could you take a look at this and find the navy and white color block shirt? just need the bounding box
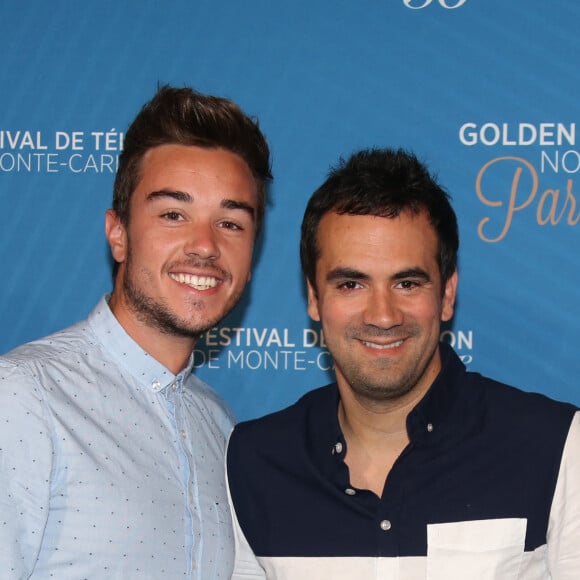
[227,343,580,579]
[0,296,235,579]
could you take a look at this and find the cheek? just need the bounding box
[127,237,157,263]
[130,229,183,259]
[394,297,442,329]
[124,237,173,278]
[415,298,447,325]
[318,301,352,331]
[227,240,254,273]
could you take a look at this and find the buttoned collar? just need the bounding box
[405,342,470,443]
[311,342,472,473]
[87,295,195,393]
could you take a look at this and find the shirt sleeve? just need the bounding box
[225,434,267,580]
[547,410,580,579]
[0,361,53,578]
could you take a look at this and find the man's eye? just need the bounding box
[219,220,242,230]
[161,211,183,221]
[397,280,420,290]
[338,280,361,290]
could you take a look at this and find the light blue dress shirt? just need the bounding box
[0,296,235,579]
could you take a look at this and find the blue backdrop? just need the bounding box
[1,0,578,421]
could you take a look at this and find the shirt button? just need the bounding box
[180,429,187,439]
[171,383,178,391]
[334,442,343,454]
[345,488,356,496]
[152,380,161,391]
[427,423,434,432]
[380,519,392,531]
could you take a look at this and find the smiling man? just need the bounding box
[226,148,580,579]
[0,86,271,579]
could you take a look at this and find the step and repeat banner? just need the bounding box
[1,1,578,420]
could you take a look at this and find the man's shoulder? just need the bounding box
[0,319,94,379]
[442,344,577,422]
[459,370,578,448]
[230,384,335,445]
[0,320,96,429]
[472,372,577,421]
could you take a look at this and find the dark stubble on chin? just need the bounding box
[340,323,433,403]
[124,272,204,338]
[122,266,241,340]
[346,361,423,403]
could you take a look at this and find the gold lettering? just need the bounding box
[538,189,561,225]
[565,179,580,225]
[476,157,538,242]
[535,180,579,226]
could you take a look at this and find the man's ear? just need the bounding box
[306,279,321,322]
[441,270,458,323]
[105,209,127,264]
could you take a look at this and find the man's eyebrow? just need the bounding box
[393,268,432,282]
[221,199,256,221]
[326,267,369,283]
[325,267,432,284]
[146,190,192,203]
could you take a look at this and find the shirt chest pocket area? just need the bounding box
[426,518,527,580]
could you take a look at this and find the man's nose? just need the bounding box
[183,222,220,260]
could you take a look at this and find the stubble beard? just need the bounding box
[122,255,242,340]
[335,323,436,404]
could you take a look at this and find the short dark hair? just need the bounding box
[300,148,459,292]
[113,85,272,234]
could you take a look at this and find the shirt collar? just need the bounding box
[406,342,469,442]
[87,295,195,393]
[304,384,348,482]
[312,342,469,465]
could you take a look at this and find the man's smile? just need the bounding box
[361,339,405,350]
[169,272,220,290]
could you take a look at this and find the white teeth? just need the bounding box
[362,340,404,350]
[169,273,219,290]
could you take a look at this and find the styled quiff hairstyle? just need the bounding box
[300,147,459,293]
[112,85,272,234]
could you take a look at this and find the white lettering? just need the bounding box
[440,330,473,350]
[540,150,580,174]
[459,122,576,147]
[403,0,467,8]
[0,152,59,172]
[55,131,84,150]
[68,153,118,173]
[0,130,48,150]
[226,350,309,371]
[92,129,124,151]
[192,349,221,369]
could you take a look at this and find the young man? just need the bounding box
[227,148,580,579]
[0,86,271,578]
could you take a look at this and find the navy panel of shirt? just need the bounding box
[227,343,577,559]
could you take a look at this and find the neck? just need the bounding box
[338,396,411,451]
[337,386,428,497]
[338,378,429,440]
[108,293,197,375]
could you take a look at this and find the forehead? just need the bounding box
[316,210,440,271]
[134,144,257,201]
